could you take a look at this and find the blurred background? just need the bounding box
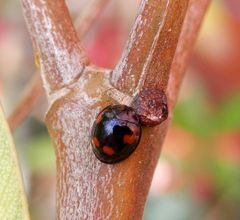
[1,0,240,219]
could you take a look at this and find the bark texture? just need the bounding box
[21,0,210,219]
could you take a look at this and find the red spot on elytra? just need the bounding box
[92,137,100,148]
[123,134,135,145]
[103,146,115,156]
[96,114,102,124]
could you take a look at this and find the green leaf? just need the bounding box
[0,105,29,220]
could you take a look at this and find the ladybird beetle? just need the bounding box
[91,105,141,164]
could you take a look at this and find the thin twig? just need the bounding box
[74,0,110,40]
[167,0,210,110]
[9,0,111,131]
[8,73,43,131]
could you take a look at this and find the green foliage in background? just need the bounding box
[215,95,240,132]
[26,134,55,174]
[173,91,240,137]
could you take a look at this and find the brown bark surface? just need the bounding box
[21,0,209,219]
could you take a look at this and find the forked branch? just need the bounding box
[20,0,209,219]
[9,0,111,130]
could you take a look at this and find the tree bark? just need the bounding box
[21,0,87,96]
[21,0,209,219]
[9,0,111,131]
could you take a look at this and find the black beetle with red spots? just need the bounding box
[91,105,141,164]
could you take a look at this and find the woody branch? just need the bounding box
[20,0,209,219]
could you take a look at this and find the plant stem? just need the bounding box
[111,1,188,95]
[21,0,209,219]
[10,0,111,130]
[21,0,87,95]
[167,0,210,110]
[75,0,111,40]
[8,73,43,131]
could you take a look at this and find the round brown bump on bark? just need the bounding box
[132,88,168,127]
